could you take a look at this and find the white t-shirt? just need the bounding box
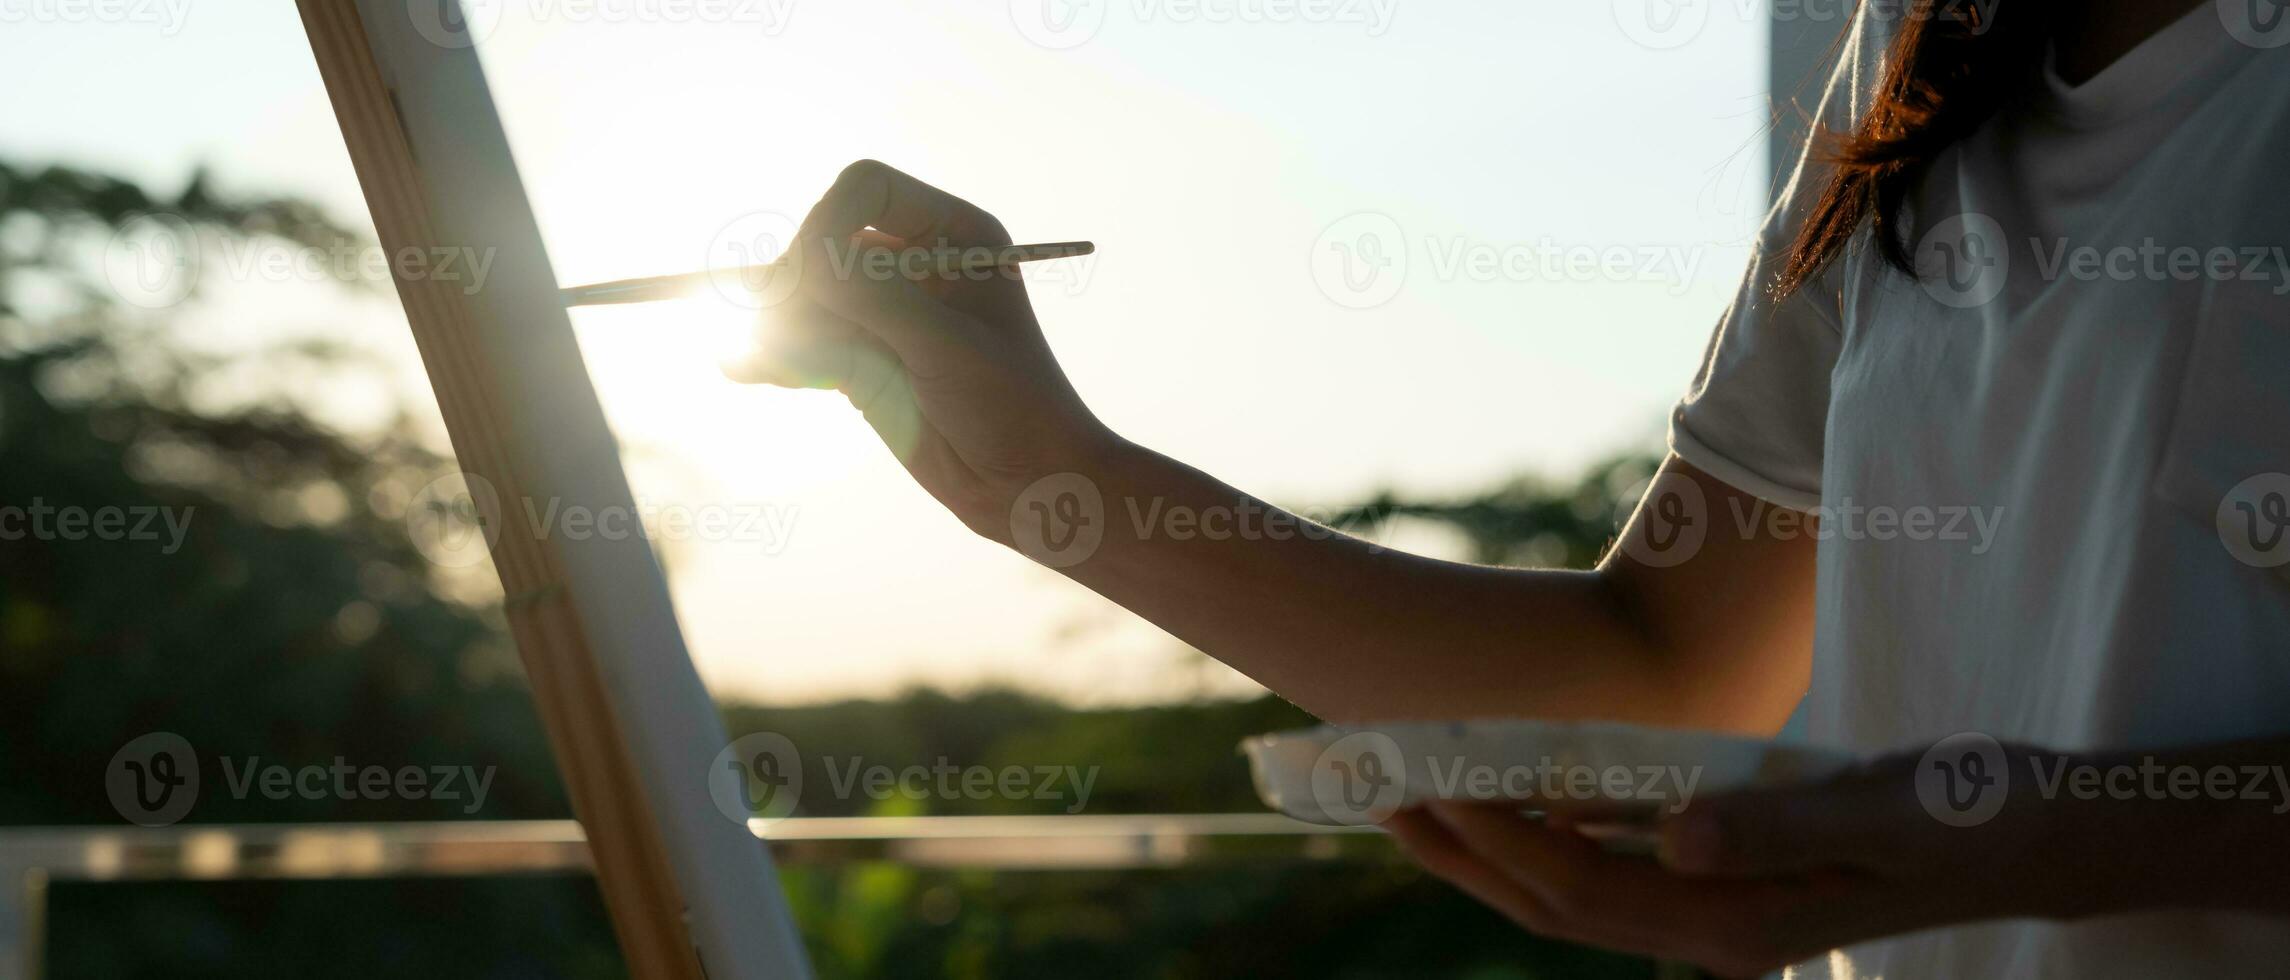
[1669,6,2290,977]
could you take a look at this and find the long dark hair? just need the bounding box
[1772,1,2053,298]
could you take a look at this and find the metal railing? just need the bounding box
[0,814,1385,980]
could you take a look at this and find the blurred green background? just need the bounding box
[0,161,1662,979]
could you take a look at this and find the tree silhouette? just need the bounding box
[1,158,1651,979]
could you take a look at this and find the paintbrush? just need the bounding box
[560,241,1095,307]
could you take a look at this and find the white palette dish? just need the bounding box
[1242,719,1861,826]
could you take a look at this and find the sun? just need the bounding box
[565,290,881,499]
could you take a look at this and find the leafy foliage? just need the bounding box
[1,159,1654,978]
[1,160,609,978]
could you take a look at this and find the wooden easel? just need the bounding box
[294,3,811,977]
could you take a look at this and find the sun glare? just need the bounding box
[566,290,879,498]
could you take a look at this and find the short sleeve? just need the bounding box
[1667,12,1885,512]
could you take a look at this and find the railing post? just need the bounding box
[0,865,43,980]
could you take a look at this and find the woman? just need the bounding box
[730,1,2290,975]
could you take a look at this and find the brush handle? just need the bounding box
[561,240,1094,307]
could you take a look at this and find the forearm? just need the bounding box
[999,439,1789,729]
[751,164,1818,730]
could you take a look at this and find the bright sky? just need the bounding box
[1,2,1777,706]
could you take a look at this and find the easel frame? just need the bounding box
[294,3,811,977]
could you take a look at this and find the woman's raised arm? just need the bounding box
[730,160,1817,731]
